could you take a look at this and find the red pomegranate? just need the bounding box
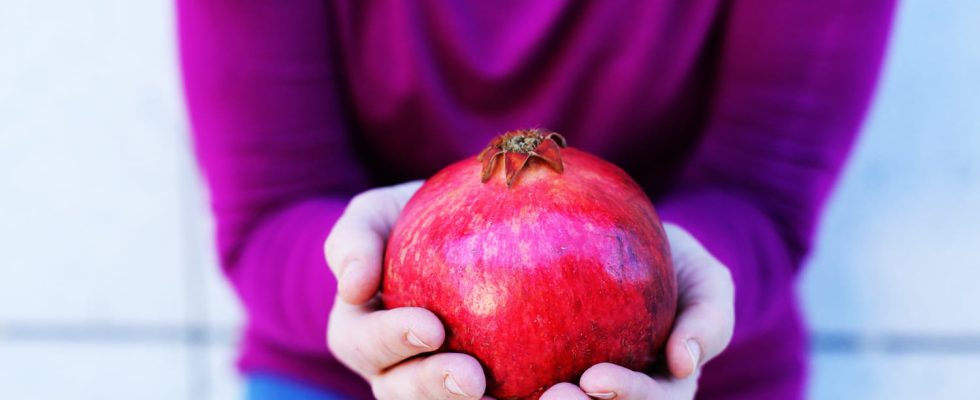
[382,129,677,399]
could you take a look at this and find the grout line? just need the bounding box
[811,332,980,354]
[0,323,237,345]
[3,324,980,356]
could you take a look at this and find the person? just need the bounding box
[177,1,895,399]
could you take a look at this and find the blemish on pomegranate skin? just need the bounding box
[517,241,532,266]
[509,220,522,235]
[484,240,499,259]
[465,282,502,316]
[397,248,408,265]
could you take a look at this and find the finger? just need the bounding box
[662,223,735,378]
[539,382,591,400]
[327,305,445,376]
[579,362,699,400]
[325,214,385,305]
[325,181,423,304]
[371,353,486,400]
[579,363,663,400]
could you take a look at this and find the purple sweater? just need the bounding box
[177,1,894,399]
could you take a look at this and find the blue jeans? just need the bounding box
[247,373,350,400]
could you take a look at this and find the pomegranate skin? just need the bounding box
[382,147,677,400]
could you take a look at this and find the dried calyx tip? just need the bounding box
[479,129,567,187]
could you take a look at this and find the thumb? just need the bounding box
[661,223,735,378]
[324,181,423,304]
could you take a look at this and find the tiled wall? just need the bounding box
[800,1,980,397]
[1,1,977,399]
[0,2,243,399]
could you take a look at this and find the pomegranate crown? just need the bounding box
[478,128,567,187]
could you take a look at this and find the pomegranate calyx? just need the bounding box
[479,129,567,187]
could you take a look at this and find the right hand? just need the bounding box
[324,181,493,400]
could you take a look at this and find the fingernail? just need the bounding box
[406,329,432,350]
[444,372,467,396]
[585,392,617,399]
[686,339,702,369]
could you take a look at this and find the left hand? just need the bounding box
[540,222,735,400]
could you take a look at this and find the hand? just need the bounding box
[324,181,493,400]
[540,223,736,400]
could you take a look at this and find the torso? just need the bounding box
[328,0,725,194]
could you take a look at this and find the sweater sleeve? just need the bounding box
[657,0,895,340]
[177,0,368,354]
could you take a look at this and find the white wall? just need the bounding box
[0,1,977,399]
[801,1,980,397]
[0,2,242,399]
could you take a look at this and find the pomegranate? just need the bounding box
[382,129,677,399]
